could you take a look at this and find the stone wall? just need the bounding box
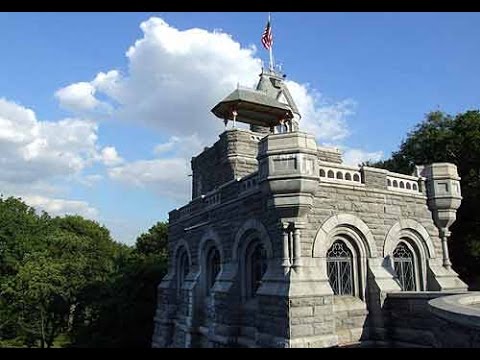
[191,129,260,198]
[317,146,343,164]
[383,292,480,347]
[307,182,441,260]
[153,129,467,348]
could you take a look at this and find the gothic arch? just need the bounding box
[173,238,192,266]
[232,218,273,261]
[198,227,225,265]
[312,214,378,259]
[383,219,436,259]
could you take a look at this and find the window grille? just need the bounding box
[177,249,190,293]
[393,243,416,291]
[207,248,221,295]
[327,241,353,296]
[250,243,267,296]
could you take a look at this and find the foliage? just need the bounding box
[0,197,169,347]
[372,110,480,289]
[135,221,168,256]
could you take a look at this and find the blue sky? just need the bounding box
[0,12,479,245]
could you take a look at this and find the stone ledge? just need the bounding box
[428,292,480,329]
[386,291,463,300]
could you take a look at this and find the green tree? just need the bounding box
[373,110,480,289]
[135,221,168,256]
[69,221,168,348]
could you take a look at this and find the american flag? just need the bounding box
[261,20,273,50]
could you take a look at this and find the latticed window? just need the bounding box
[249,243,267,297]
[393,243,416,291]
[207,247,221,295]
[327,240,353,296]
[177,249,190,293]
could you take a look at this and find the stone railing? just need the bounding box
[170,172,260,222]
[386,172,422,193]
[319,162,363,185]
[239,173,259,193]
[204,190,221,207]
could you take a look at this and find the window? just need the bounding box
[177,248,190,294]
[327,240,353,296]
[206,247,221,295]
[393,242,416,291]
[245,241,267,299]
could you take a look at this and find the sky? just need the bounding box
[0,12,479,245]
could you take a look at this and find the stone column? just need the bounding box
[282,222,291,273]
[293,225,302,268]
[440,228,452,269]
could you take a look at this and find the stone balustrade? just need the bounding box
[319,162,363,184]
[170,172,260,221]
[240,173,259,193]
[386,172,422,193]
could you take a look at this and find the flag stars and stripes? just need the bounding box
[261,20,273,50]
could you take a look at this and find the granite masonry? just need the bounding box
[151,68,472,348]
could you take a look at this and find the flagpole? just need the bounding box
[268,12,274,71]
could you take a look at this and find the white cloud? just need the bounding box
[53,16,363,205]
[77,174,104,187]
[0,98,101,184]
[101,146,123,166]
[55,82,99,113]
[286,81,355,142]
[108,157,190,200]
[14,15,385,245]
[22,194,98,219]
[107,134,207,200]
[57,17,354,147]
[342,148,384,166]
[153,134,203,157]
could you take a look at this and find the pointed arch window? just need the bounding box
[327,240,353,296]
[177,248,190,294]
[393,242,416,291]
[206,247,221,295]
[245,241,267,299]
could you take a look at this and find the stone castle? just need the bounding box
[151,67,479,348]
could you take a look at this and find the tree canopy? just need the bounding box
[0,196,169,348]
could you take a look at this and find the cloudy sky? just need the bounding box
[1,12,479,244]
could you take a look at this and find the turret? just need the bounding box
[211,68,301,134]
[417,163,462,268]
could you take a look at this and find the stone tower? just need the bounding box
[151,67,467,348]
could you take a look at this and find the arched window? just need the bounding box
[336,171,343,180]
[345,173,352,181]
[177,247,190,294]
[327,240,353,296]
[320,169,326,177]
[393,242,416,291]
[245,241,267,299]
[327,170,335,178]
[206,247,221,295]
